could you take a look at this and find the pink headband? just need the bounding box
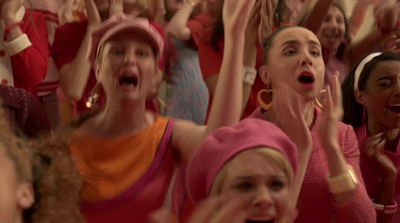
[186,118,298,204]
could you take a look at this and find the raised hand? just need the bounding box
[148,208,177,223]
[272,81,312,151]
[318,72,343,147]
[2,0,24,22]
[381,34,400,54]
[223,0,257,35]
[259,0,275,46]
[363,133,397,178]
[245,0,262,46]
[85,0,101,27]
[377,2,400,33]
[110,0,124,16]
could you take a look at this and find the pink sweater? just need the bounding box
[250,107,376,223]
[356,124,400,222]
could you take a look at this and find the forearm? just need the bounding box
[346,30,386,66]
[292,148,312,205]
[323,140,355,203]
[302,0,335,33]
[206,36,244,135]
[59,29,93,102]
[241,41,257,115]
[4,15,24,42]
[166,2,195,40]
[375,178,396,223]
[349,1,370,40]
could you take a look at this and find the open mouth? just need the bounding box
[246,220,274,223]
[119,76,138,87]
[387,104,400,113]
[298,72,315,84]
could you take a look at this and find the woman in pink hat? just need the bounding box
[251,25,376,222]
[63,0,256,222]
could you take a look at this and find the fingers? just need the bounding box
[208,199,247,223]
[189,197,227,223]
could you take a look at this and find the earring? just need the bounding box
[315,89,326,108]
[257,89,274,111]
[86,84,100,108]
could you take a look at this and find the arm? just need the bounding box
[349,1,372,40]
[301,0,335,33]
[330,125,377,223]
[5,12,49,88]
[172,0,256,161]
[166,0,202,41]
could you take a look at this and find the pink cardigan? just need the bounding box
[356,124,400,222]
[250,107,376,223]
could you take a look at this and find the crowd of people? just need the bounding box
[1,0,400,223]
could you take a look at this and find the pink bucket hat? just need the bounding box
[87,14,164,68]
[186,118,298,204]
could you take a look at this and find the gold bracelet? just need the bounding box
[327,165,359,194]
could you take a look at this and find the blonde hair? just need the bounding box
[210,147,294,196]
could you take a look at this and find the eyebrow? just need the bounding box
[280,40,321,49]
[235,174,285,180]
[377,76,394,81]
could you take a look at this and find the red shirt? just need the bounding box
[5,11,49,97]
[186,13,215,47]
[53,20,164,114]
[198,36,266,122]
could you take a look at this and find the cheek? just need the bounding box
[0,166,19,216]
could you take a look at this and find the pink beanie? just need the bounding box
[186,118,298,204]
[87,14,164,68]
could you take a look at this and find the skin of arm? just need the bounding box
[166,1,200,40]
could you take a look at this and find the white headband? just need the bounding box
[354,52,382,92]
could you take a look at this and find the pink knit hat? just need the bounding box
[87,14,164,68]
[187,118,298,204]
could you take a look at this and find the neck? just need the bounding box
[322,47,337,63]
[11,212,22,223]
[90,99,152,137]
[264,100,315,129]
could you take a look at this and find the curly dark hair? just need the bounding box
[0,106,84,223]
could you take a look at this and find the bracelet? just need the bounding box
[4,21,24,41]
[372,200,398,214]
[243,66,257,85]
[327,165,359,194]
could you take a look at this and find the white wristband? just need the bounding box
[243,66,257,85]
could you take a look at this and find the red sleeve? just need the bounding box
[198,39,223,81]
[10,12,49,88]
[52,20,88,70]
[187,13,215,46]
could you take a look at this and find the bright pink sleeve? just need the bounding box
[331,124,376,223]
[198,39,223,82]
[11,12,49,88]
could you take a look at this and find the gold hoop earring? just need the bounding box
[315,89,326,108]
[257,89,274,111]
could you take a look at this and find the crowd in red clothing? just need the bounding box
[1,0,400,223]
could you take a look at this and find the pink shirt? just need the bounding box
[250,107,376,223]
[356,124,400,222]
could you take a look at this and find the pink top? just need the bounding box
[324,56,348,87]
[250,107,376,223]
[356,124,400,222]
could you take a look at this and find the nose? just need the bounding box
[301,51,313,67]
[252,187,272,209]
[123,50,136,66]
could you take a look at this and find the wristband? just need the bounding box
[4,21,24,41]
[372,200,398,214]
[243,66,257,85]
[327,165,359,194]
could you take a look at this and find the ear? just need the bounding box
[94,62,101,81]
[16,183,34,210]
[259,65,271,87]
[355,90,368,107]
